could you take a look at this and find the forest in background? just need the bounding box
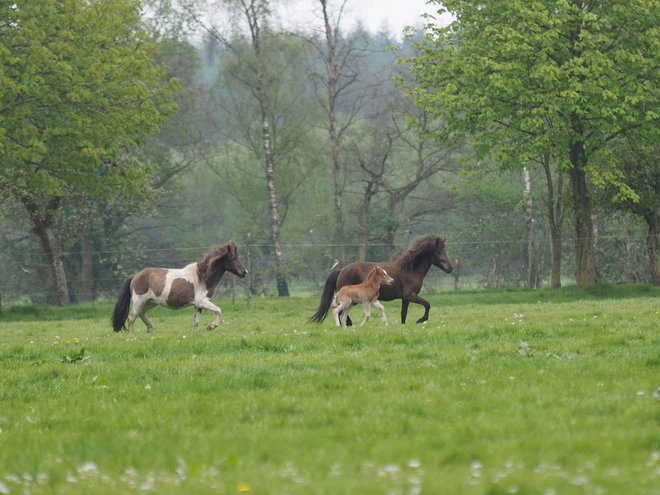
[1,0,658,306]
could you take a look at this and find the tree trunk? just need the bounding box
[261,110,289,297]
[248,4,289,297]
[569,150,596,284]
[383,227,396,260]
[357,184,377,262]
[522,167,536,288]
[78,236,95,303]
[24,200,70,306]
[542,152,563,288]
[646,214,660,286]
[624,213,636,283]
[320,0,347,265]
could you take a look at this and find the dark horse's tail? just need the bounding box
[309,269,341,323]
[111,275,134,332]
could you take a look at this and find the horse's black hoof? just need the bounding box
[416,318,427,324]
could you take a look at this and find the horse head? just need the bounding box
[376,266,394,285]
[432,238,454,274]
[223,241,248,278]
[200,242,248,284]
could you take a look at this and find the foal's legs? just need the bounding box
[333,303,342,327]
[359,302,372,326]
[333,300,349,327]
[372,300,388,325]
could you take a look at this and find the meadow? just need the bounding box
[1,285,660,494]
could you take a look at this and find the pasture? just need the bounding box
[1,285,660,494]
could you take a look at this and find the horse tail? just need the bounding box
[309,269,341,323]
[111,275,134,332]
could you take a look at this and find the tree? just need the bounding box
[402,0,660,284]
[185,0,321,296]
[601,139,660,285]
[0,0,176,305]
[308,0,375,265]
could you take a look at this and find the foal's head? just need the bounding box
[372,266,394,286]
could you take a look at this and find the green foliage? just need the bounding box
[1,292,660,492]
[0,0,178,197]
[402,0,660,176]
[61,347,89,364]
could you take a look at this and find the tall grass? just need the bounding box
[1,286,660,493]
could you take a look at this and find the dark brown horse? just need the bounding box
[309,235,453,325]
[111,241,247,333]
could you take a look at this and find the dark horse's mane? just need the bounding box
[196,242,237,283]
[391,235,442,271]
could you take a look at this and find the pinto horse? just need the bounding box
[111,241,247,333]
[332,265,394,327]
[310,235,453,325]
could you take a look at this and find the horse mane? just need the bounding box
[391,235,442,271]
[196,241,237,284]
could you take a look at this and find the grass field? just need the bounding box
[1,285,660,494]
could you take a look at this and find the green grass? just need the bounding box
[1,286,660,493]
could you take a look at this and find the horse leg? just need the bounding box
[372,300,387,325]
[193,307,202,332]
[333,302,343,327]
[139,314,154,333]
[127,298,145,333]
[400,300,410,324]
[340,304,352,327]
[360,302,371,326]
[408,293,431,323]
[196,299,222,331]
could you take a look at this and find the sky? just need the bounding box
[352,0,449,38]
[280,0,453,41]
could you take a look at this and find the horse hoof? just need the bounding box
[416,318,427,324]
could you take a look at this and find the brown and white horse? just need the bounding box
[332,265,394,327]
[111,241,247,333]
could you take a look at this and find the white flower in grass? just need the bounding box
[653,387,660,402]
[145,384,151,390]
[78,462,97,474]
[0,481,9,494]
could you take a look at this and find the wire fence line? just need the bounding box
[0,231,655,305]
[4,234,649,258]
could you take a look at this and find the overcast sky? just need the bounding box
[280,0,453,41]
